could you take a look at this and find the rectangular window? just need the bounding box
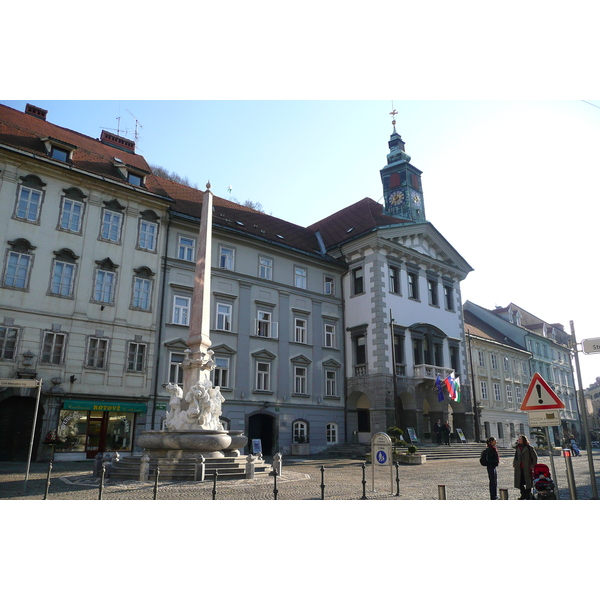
[41,332,66,365]
[101,209,122,242]
[491,354,498,370]
[408,272,419,300]
[94,270,115,304]
[428,279,438,306]
[295,266,307,289]
[178,236,196,261]
[493,382,501,402]
[259,256,273,280]
[478,350,485,368]
[51,261,75,297]
[354,334,366,365]
[324,275,335,295]
[59,199,83,233]
[480,381,488,401]
[444,284,454,310]
[133,277,152,310]
[138,220,157,251]
[219,246,235,270]
[256,362,270,391]
[352,267,364,295]
[169,352,185,385]
[5,252,31,289]
[213,357,230,388]
[86,337,108,369]
[294,318,307,344]
[256,310,275,338]
[326,370,337,396]
[127,342,146,372]
[173,296,190,325]
[389,266,400,294]
[294,366,307,394]
[16,186,42,222]
[506,384,513,403]
[128,172,143,186]
[324,323,336,348]
[0,326,18,360]
[216,303,232,331]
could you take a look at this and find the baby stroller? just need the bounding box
[532,464,557,500]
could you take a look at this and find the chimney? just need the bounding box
[100,130,135,153]
[25,104,48,120]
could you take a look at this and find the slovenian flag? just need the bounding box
[444,373,456,400]
[435,376,445,402]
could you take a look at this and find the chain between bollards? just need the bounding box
[320,465,325,500]
[273,469,278,500]
[43,461,53,500]
[361,462,368,499]
[394,461,400,497]
[212,469,218,500]
[153,467,160,500]
[98,464,105,500]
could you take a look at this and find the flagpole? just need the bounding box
[467,332,482,442]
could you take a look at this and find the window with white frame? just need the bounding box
[293,420,308,443]
[14,175,45,223]
[478,350,485,368]
[132,268,153,311]
[324,323,336,348]
[100,208,123,243]
[0,326,19,360]
[389,265,400,294]
[86,337,108,369]
[219,246,235,270]
[294,266,307,289]
[480,381,488,401]
[50,255,76,298]
[178,236,196,261]
[326,422,338,444]
[325,370,337,396]
[93,261,117,305]
[216,303,232,331]
[506,384,513,403]
[294,366,307,394]
[58,194,85,233]
[256,310,276,338]
[255,361,271,391]
[127,342,146,372]
[169,352,185,385]
[173,296,190,325]
[259,256,273,280]
[294,317,307,344]
[213,356,230,388]
[491,354,498,370]
[515,386,522,404]
[324,275,335,295]
[138,218,158,251]
[493,382,501,402]
[3,239,35,290]
[41,331,66,365]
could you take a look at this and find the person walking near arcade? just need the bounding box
[513,434,537,499]
[484,437,500,499]
[443,421,451,446]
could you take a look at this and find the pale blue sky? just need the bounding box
[2,99,600,386]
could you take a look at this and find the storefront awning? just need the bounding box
[62,399,148,413]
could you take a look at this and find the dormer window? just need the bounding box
[41,137,76,163]
[112,158,147,187]
[128,172,143,186]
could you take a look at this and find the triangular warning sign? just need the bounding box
[520,373,565,411]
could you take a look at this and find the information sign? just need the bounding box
[582,338,600,355]
[406,427,419,443]
[370,432,394,494]
[0,379,39,388]
[456,428,467,443]
[527,410,561,427]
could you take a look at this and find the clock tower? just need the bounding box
[380,112,426,223]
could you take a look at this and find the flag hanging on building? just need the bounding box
[435,376,445,402]
[444,373,456,400]
[453,376,461,402]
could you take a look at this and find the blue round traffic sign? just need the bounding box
[376,450,388,464]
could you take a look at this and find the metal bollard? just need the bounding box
[153,467,160,500]
[438,484,447,500]
[395,462,400,497]
[99,464,106,500]
[361,462,368,499]
[43,461,53,500]
[320,465,325,500]
[563,449,577,500]
[499,488,509,500]
[212,470,218,500]
[273,469,279,500]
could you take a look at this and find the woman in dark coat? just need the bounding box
[485,436,500,500]
[513,434,538,499]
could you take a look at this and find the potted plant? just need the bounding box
[400,443,426,465]
[291,435,310,455]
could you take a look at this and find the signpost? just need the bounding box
[581,338,600,355]
[520,373,563,494]
[371,432,393,493]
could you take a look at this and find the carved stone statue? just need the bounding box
[165,379,225,432]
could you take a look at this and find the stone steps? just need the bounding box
[110,456,272,482]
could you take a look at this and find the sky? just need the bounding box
[2,99,599,388]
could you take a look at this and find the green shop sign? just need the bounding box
[63,400,148,413]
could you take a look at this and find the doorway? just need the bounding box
[248,413,276,455]
[0,396,42,461]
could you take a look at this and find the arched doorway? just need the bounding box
[0,395,43,461]
[248,413,276,455]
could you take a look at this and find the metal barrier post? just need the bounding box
[99,464,105,500]
[563,449,577,500]
[273,469,278,500]
[320,465,325,500]
[395,462,400,497]
[361,462,368,499]
[153,467,160,500]
[43,461,53,500]
[499,488,509,500]
[438,484,447,500]
[212,469,218,500]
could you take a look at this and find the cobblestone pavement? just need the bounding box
[2,449,599,501]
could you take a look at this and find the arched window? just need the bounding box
[292,419,309,443]
[326,422,338,444]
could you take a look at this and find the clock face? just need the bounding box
[412,192,422,205]
[389,191,405,205]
